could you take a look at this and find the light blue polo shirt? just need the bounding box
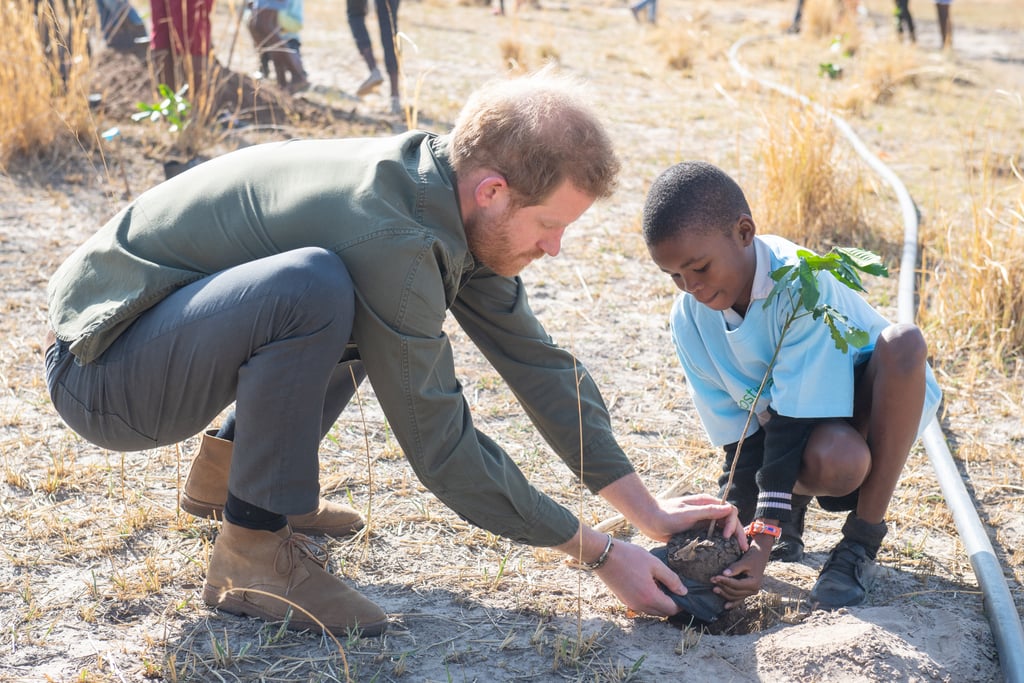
[670,235,942,447]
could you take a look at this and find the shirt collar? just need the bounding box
[750,236,775,302]
[722,236,772,328]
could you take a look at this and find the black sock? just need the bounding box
[842,512,887,560]
[224,492,287,532]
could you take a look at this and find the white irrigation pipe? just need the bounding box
[727,34,1024,683]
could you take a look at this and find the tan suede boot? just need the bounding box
[203,520,388,636]
[181,430,232,519]
[181,429,365,537]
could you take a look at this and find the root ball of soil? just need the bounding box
[666,527,743,584]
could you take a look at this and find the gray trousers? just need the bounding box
[45,247,366,515]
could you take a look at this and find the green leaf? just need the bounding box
[795,249,836,272]
[816,304,870,352]
[827,319,849,353]
[815,307,842,350]
[131,83,192,134]
[845,327,870,348]
[770,264,794,282]
[831,260,867,292]
[836,246,889,277]
[797,260,819,310]
[766,246,877,353]
[764,266,796,309]
[818,62,843,79]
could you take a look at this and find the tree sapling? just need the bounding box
[665,246,889,593]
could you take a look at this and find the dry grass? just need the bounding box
[923,151,1024,364]
[645,20,702,74]
[801,0,841,40]
[0,0,270,171]
[498,37,528,72]
[497,28,564,74]
[0,0,94,168]
[165,54,231,159]
[751,103,875,254]
[836,41,922,112]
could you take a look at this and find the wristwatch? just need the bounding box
[745,520,782,538]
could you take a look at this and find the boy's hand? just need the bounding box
[710,537,772,608]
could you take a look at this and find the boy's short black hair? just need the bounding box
[641,161,751,246]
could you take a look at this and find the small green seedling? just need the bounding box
[712,246,889,533]
[818,62,843,79]
[132,83,191,133]
[766,246,888,353]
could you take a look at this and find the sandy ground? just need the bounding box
[1,0,1023,680]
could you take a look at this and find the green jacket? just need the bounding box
[47,131,634,546]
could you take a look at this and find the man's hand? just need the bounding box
[555,526,684,617]
[594,538,690,617]
[597,474,748,550]
[651,493,748,548]
[711,536,771,609]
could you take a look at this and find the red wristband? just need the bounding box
[745,520,782,538]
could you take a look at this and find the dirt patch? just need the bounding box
[88,48,363,133]
[666,527,744,585]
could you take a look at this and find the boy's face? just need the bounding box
[648,216,757,314]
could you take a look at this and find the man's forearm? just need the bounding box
[553,523,616,567]
[596,472,663,531]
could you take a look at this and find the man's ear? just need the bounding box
[474,174,509,209]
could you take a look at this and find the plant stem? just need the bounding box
[706,294,805,538]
